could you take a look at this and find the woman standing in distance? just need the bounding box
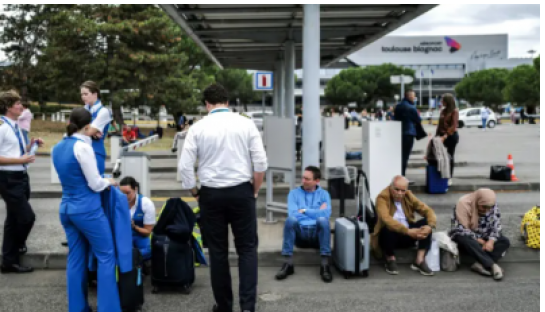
[435,93,459,186]
[81,81,112,175]
[52,108,121,312]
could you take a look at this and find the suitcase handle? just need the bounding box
[356,170,375,222]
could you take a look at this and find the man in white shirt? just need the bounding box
[178,84,267,312]
[0,90,43,274]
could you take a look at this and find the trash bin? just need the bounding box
[327,166,357,217]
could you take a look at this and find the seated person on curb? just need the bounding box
[450,188,510,281]
[372,175,437,276]
[275,166,333,283]
[122,125,137,145]
[119,176,156,263]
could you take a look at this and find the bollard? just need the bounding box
[60,113,65,123]
[56,112,61,122]
[110,136,122,165]
[112,134,159,178]
[50,147,60,184]
[120,151,151,198]
[51,113,56,122]
[42,114,45,121]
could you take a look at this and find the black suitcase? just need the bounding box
[151,234,195,294]
[118,248,144,312]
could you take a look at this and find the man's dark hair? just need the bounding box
[203,84,229,105]
[404,89,415,98]
[305,166,321,180]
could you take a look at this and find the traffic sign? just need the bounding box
[390,75,414,84]
[253,72,274,91]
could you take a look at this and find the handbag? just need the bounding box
[490,165,512,181]
[521,206,540,249]
[440,249,459,272]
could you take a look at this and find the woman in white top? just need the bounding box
[119,176,156,260]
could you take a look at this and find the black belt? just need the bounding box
[0,170,28,176]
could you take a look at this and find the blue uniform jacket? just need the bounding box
[88,187,133,273]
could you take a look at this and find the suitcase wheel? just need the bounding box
[343,272,350,280]
[181,285,192,295]
[152,286,159,294]
[361,270,369,278]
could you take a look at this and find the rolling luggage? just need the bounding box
[333,170,371,279]
[151,234,195,294]
[118,248,144,312]
[426,165,449,194]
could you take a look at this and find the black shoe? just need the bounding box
[385,260,399,275]
[0,264,34,274]
[19,245,28,255]
[320,264,333,283]
[61,241,68,247]
[212,304,233,312]
[275,263,294,280]
[411,261,434,276]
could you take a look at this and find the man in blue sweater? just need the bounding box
[394,90,422,177]
[275,166,333,283]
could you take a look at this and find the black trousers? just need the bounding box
[453,235,510,270]
[0,171,35,266]
[379,218,432,257]
[402,135,415,176]
[199,182,258,312]
[442,131,459,177]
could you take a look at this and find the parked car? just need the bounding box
[458,108,497,128]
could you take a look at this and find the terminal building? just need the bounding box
[294,34,534,106]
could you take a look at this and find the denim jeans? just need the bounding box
[281,216,331,256]
[482,118,487,128]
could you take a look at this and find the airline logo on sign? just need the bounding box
[254,72,273,91]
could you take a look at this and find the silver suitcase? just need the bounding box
[333,171,371,279]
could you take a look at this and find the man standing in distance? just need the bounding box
[394,90,422,178]
[178,84,268,312]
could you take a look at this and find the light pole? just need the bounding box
[528,49,536,58]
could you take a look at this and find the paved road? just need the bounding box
[0,263,539,312]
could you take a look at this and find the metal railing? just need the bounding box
[112,134,159,177]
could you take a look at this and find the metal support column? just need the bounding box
[302,4,321,169]
[273,62,281,116]
[278,59,285,117]
[284,40,295,119]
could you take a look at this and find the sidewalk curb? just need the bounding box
[12,247,540,270]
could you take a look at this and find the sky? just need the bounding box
[0,4,541,61]
[389,4,540,58]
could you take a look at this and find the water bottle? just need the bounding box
[28,142,39,156]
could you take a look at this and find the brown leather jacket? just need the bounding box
[371,187,437,259]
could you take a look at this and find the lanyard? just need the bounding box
[210,108,229,114]
[1,117,25,156]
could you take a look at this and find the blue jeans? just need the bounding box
[482,118,487,128]
[281,216,331,256]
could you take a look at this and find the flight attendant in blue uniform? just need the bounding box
[52,107,121,312]
[119,177,155,261]
[80,81,112,176]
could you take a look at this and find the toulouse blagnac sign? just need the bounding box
[382,37,462,54]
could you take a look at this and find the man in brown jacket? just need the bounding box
[371,176,437,276]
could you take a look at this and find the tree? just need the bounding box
[534,55,540,72]
[215,68,258,112]
[325,64,414,107]
[0,4,50,105]
[454,68,509,111]
[503,64,539,109]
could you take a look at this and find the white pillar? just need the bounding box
[110,136,122,164]
[60,113,66,123]
[56,112,61,122]
[284,40,295,119]
[302,4,321,169]
[51,113,56,122]
[42,114,45,121]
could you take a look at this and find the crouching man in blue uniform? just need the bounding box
[119,176,155,261]
[52,108,121,312]
[275,166,333,283]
